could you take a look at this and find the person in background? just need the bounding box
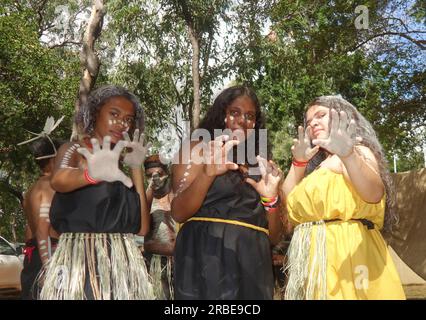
[143,154,176,299]
[21,137,61,300]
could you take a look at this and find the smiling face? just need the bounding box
[225,95,257,140]
[93,96,136,144]
[305,105,330,140]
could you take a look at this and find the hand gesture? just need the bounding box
[245,156,283,198]
[292,126,320,162]
[123,129,151,168]
[203,135,240,177]
[312,109,362,158]
[77,136,133,188]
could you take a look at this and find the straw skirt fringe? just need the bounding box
[283,221,327,300]
[39,233,155,300]
[149,254,174,300]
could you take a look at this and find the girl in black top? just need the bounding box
[39,85,155,300]
[172,85,283,299]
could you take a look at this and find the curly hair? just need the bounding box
[304,95,397,232]
[75,85,144,135]
[198,85,270,163]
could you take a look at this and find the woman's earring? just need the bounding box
[224,118,228,124]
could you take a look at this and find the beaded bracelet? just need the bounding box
[261,195,280,213]
[260,195,279,207]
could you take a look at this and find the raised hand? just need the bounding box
[245,156,283,198]
[291,125,320,162]
[312,109,362,158]
[123,129,151,168]
[203,135,240,177]
[77,136,133,188]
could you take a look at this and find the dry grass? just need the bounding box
[404,284,426,300]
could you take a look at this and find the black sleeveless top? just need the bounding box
[174,170,274,300]
[194,170,267,225]
[50,181,141,234]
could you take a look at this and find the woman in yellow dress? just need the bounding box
[282,95,405,300]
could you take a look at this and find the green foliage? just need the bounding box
[0,3,80,240]
[230,0,425,170]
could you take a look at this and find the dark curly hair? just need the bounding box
[75,85,144,135]
[198,85,270,164]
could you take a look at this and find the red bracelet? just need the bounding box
[292,158,309,167]
[266,207,278,213]
[84,169,100,185]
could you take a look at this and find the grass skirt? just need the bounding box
[39,233,155,300]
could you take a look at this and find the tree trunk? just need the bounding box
[11,213,16,243]
[71,0,105,140]
[188,25,201,130]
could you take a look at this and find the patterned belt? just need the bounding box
[185,217,269,235]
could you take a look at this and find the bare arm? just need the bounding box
[266,203,284,245]
[171,138,239,223]
[50,142,89,193]
[131,167,150,236]
[245,158,284,245]
[33,189,50,265]
[171,160,216,223]
[340,146,384,203]
[146,184,154,212]
[282,126,320,197]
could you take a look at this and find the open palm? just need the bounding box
[312,109,361,158]
[246,156,282,198]
[123,129,151,168]
[203,135,240,177]
[292,125,320,162]
[77,136,133,188]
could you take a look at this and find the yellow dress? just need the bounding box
[285,167,405,300]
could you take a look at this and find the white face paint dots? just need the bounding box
[109,118,131,128]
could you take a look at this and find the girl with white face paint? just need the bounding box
[282,95,405,300]
[171,85,284,300]
[39,85,155,300]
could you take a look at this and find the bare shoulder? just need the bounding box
[55,140,83,170]
[57,141,82,155]
[355,145,380,170]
